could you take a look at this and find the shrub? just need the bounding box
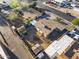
[10,0,19,8]
[72,18,79,25]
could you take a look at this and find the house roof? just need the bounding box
[0,44,8,59]
[44,35,74,58]
[47,28,62,40]
[52,0,67,3]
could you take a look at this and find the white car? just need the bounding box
[73,34,79,40]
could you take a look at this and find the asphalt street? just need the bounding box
[37,0,76,21]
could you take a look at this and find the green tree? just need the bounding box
[30,2,37,8]
[9,0,29,9]
[10,0,19,8]
[72,18,79,25]
[24,17,32,24]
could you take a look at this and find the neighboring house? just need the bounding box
[49,0,71,7]
[71,0,79,2]
[0,0,12,5]
[51,0,68,3]
[50,0,79,3]
[0,43,9,59]
[0,41,20,59]
[19,0,34,3]
[44,35,74,59]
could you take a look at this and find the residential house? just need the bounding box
[44,35,74,59]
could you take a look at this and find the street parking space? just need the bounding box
[44,2,79,18]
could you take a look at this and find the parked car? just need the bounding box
[66,13,75,18]
[60,1,71,8]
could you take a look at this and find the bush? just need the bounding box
[72,18,79,25]
[30,2,37,8]
[10,0,29,9]
[10,0,19,8]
